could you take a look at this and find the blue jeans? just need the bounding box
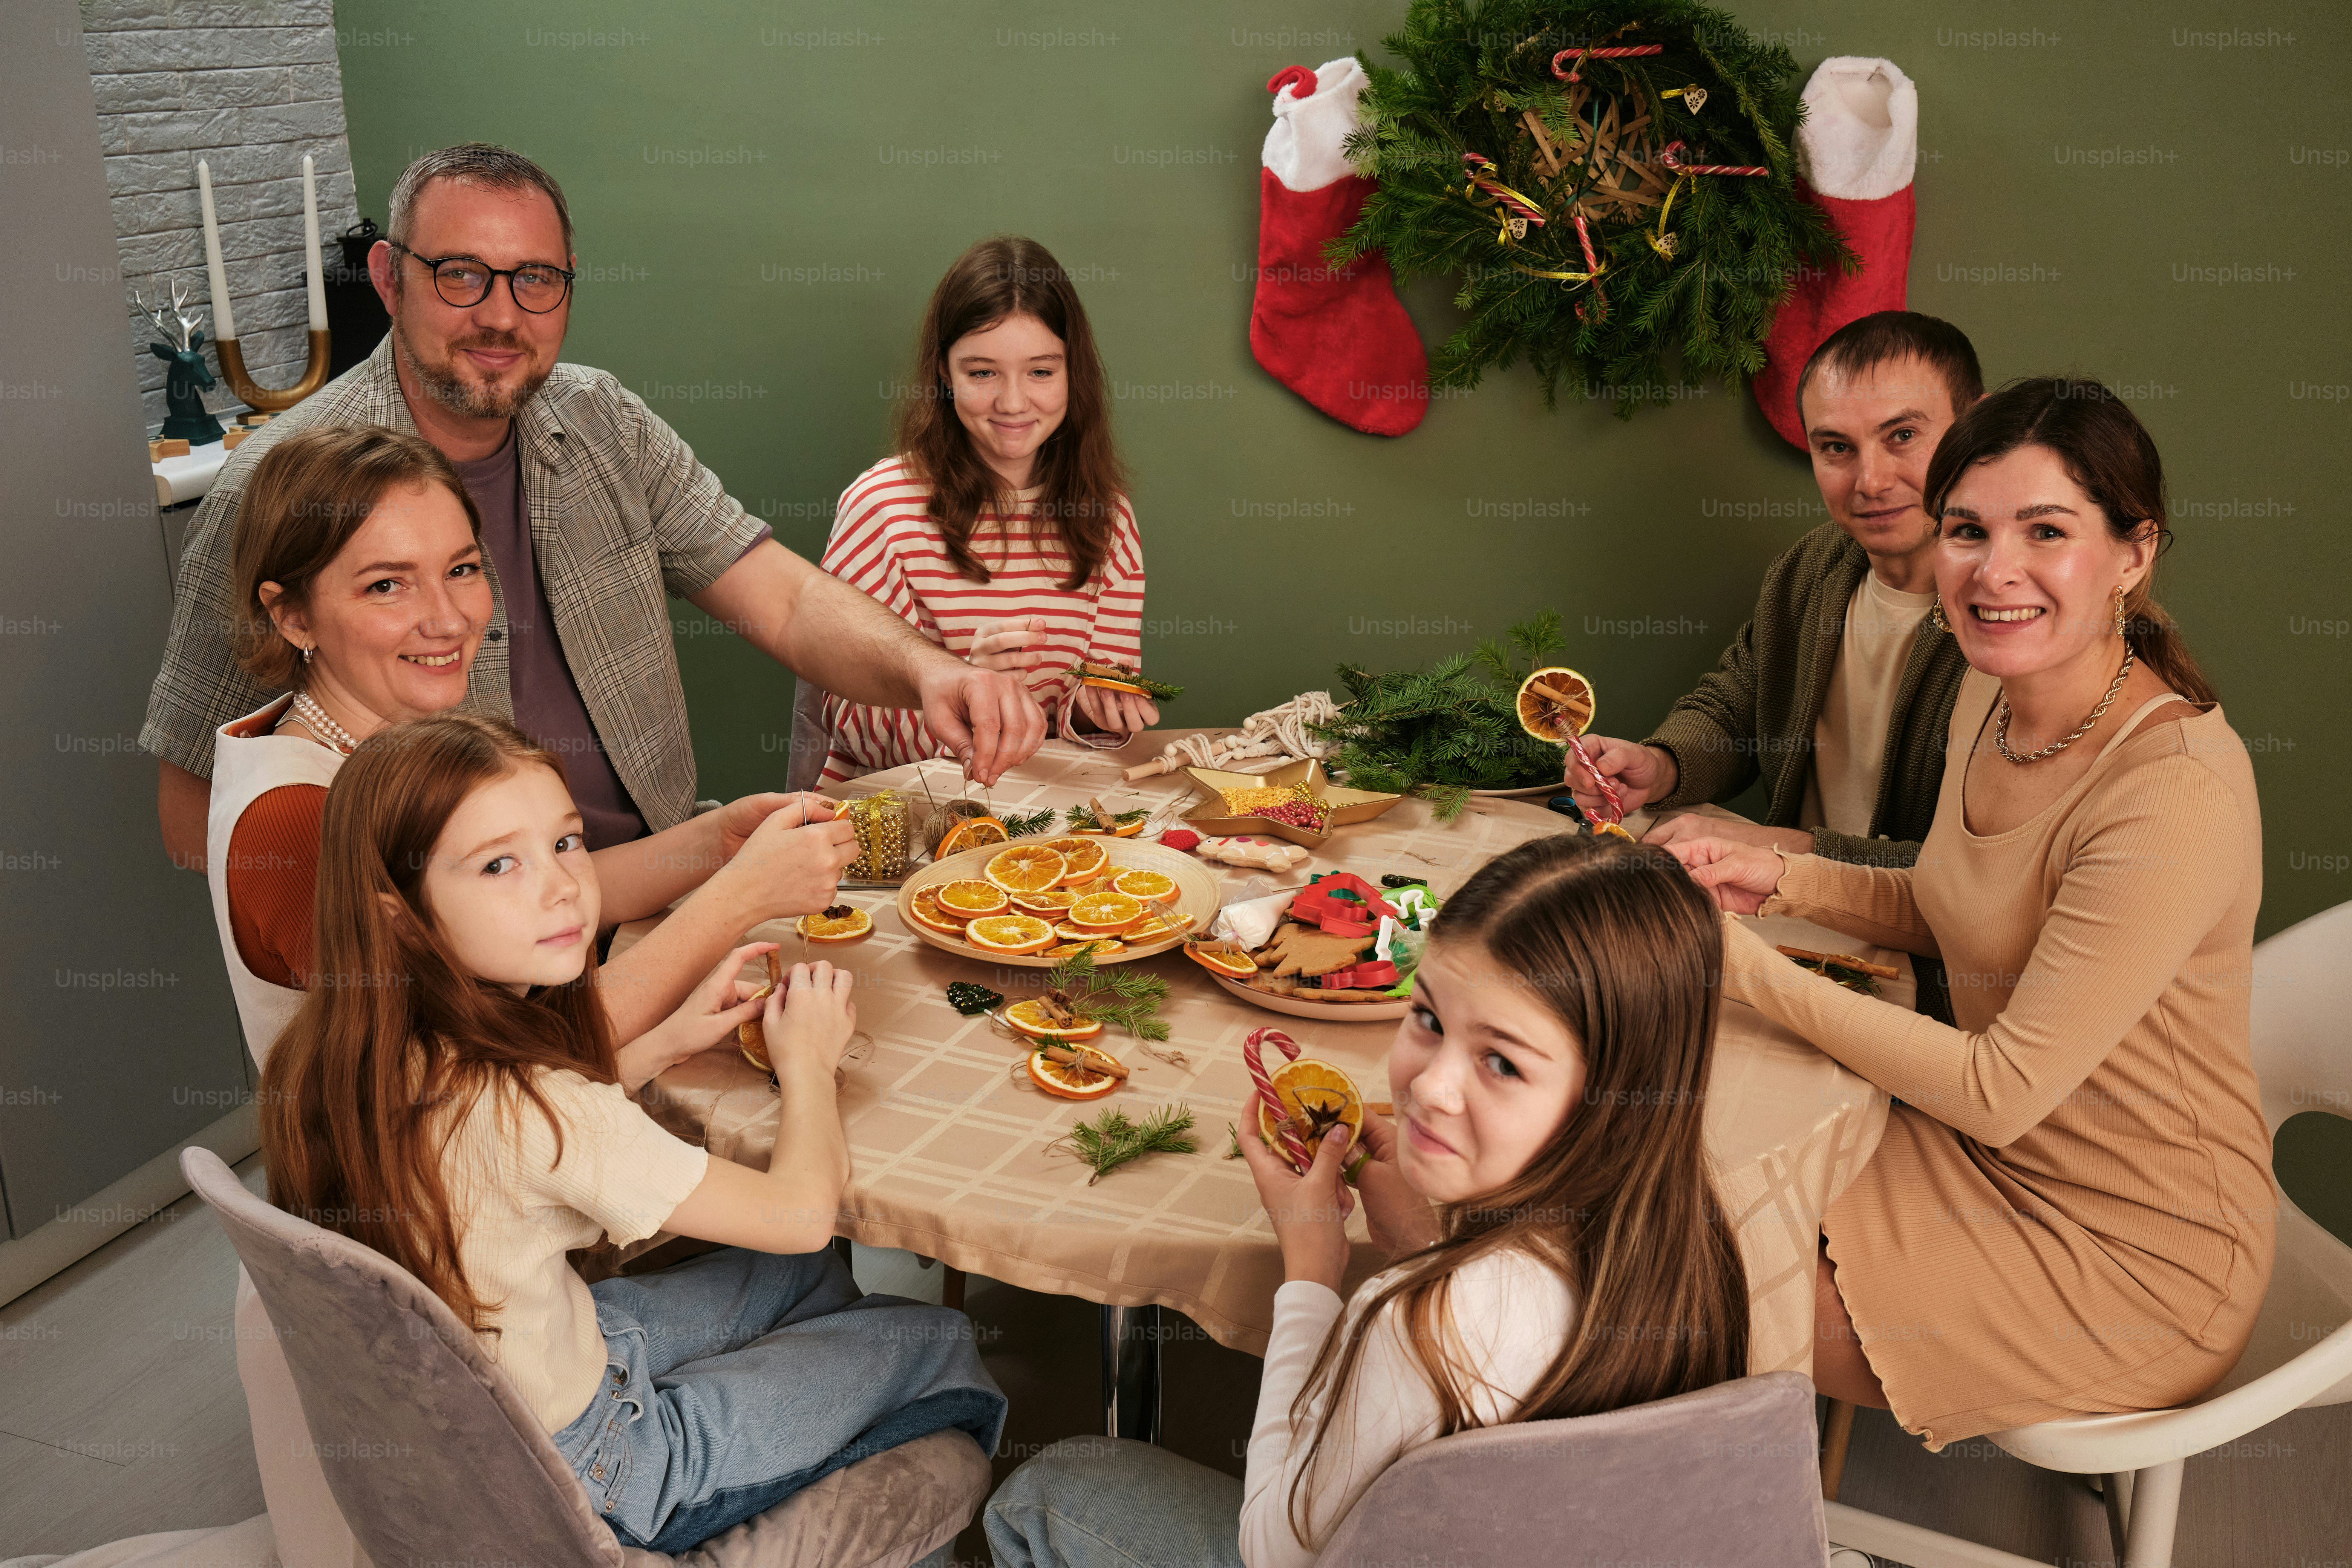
[984,1438,1243,1568]
[551,1244,1006,1553]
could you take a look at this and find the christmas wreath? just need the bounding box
[1336,0,1850,413]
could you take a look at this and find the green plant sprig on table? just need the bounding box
[1315,611,1570,820]
[1063,802,1150,833]
[995,807,1060,838]
[1065,1101,1198,1184]
[1046,946,1171,1042]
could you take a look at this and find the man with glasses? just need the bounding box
[145,143,1043,867]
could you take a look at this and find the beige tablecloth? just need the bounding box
[621,735,1898,1375]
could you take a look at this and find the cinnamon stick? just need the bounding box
[1776,946,1900,981]
[1041,1043,1129,1079]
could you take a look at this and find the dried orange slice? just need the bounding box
[1111,868,1178,905]
[1185,940,1257,979]
[1003,998,1105,1040]
[906,890,967,936]
[965,913,1055,955]
[936,879,1010,919]
[936,815,1010,858]
[1067,890,1147,934]
[1045,938,1125,958]
[1124,911,1192,942]
[738,951,786,1073]
[1257,1058,1366,1165]
[798,904,872,945]
[1027,1046,1121,1100]
[1514,666,1597,742]
[1010,887,1081,917]
[1046,837,1109,883]
[986,844,1068,896]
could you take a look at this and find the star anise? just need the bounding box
[1291,1090,1355,1146]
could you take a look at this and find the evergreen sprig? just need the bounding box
[1065,1102,1199,1185]
[997,807,1060,838]
[1316,612,1567,819]
[1047,947,1172,1041]
[1336,0,1849,414]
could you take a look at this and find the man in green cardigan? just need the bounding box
[1570,312,1982,1022]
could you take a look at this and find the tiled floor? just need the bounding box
[2,1161,2344,1566]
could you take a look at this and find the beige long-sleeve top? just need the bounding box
[1716,675,2274,1441]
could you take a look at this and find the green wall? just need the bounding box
[337,3,2349,1217]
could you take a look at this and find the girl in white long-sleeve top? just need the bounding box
[982,833,1752,1568]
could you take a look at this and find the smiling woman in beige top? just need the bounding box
[1669,378,2273,1447]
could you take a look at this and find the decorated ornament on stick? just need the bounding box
[1245,1026,1370,1177]
[1513,666,1632,837]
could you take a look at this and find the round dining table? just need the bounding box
[614,729,1899,1438]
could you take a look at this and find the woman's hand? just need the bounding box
[1661,836,1785,916]
[616,942,776,1091]
[967,617,1047,674]
[1238,1122,1356,1293]
[768,960,857,1077]
[1351,1114,1442,1260]
[1645,813,1816,856]
[1070,681,1158,737]
[1565,736,1675,818]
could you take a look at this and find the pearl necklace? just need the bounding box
[289,691,361,755]
[1994,647,2134,765]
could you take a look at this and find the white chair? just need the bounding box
[1826,899,2352,1568]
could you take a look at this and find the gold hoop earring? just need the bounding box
[1929,596,1951,634]
[2113,585,2128,639]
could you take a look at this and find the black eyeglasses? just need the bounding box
[388,240,574,313]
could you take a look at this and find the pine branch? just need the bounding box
[1065,1102,1199,1184]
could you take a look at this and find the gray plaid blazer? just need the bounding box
[140,334,766,832]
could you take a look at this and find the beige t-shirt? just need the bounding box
[438,1066,710,1431]
[1800,571,1935,838]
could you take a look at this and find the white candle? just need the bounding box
[301,154,327,331]
[197,159,237,342]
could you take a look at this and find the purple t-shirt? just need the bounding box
[452,430,650,850]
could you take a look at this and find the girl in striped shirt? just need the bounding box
[819,236,1150,783]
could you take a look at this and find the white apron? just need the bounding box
[205,696,344,1068]
[205,697,368,1568]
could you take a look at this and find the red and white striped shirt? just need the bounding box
[818,456,1146,782]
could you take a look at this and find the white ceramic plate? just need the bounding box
[1207,970,1412,1023]
[1466,782,1564,799]
[896,838,1220,968]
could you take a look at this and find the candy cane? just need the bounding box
[1551,43,1664,82]
[1244,1026,1311,1171]
[1658,140,1771,178]
[1562,729,1626,826]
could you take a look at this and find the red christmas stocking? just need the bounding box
[1251,60,1428,437]
[1753,57,1918,449]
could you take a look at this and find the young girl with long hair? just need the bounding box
[983,834,1750,1568]
[819,235,1150,781]
[260,714,1004,1553]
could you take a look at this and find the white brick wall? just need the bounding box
[82,0,361,433]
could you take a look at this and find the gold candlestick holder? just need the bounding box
[216,329,331,412]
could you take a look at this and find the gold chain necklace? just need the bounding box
[1994,647,2134,765]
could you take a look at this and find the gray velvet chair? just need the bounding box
[180,1148,987,1568]
[1311,1370,1829,1567]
